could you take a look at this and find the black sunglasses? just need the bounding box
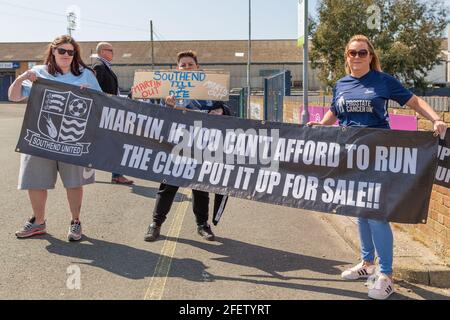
[347,49,369,58]
[55,48,75,56]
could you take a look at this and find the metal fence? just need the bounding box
[263,70,292,122]
[224,88,249,119]
[259,94,449,124]
[388,96,449,112]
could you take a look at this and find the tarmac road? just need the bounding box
[0,103,448,300]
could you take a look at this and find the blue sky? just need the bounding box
[0,0,320,42]
[0,0,447,43]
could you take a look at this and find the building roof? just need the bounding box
[0,39,302,65]
[0,38,447,66]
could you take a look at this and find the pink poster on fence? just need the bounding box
[299,106,324,123]
[388,114,417,131]
[308,106,325,123]
[299,107,417,130]
[299,106,339,125]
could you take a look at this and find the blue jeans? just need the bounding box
[358,218,393,275]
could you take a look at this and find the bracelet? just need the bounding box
[432,119,442,123]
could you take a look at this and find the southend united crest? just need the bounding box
[24,89,92,156]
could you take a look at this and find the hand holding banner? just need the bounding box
[435,131,450,188]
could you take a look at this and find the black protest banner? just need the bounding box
[435,131,450,188]
[16,78,440,224]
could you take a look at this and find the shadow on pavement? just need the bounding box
[169,236,444,300]
[94,181,187,203]
[174,236,348,278]
[165,236,371,299]
[392,280,450,300]
[23,234,445,300]
[130,185,186,203]
[40,234,207,282]
[42,234,159,279]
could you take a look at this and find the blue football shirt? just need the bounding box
[330,70,413,128]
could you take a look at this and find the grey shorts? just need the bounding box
[18,154,95,190]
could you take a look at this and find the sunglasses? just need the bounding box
[347,49,369,58]
[55,48,75,56]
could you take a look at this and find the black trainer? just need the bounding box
[197,223,215,241]
[144,223,161,242]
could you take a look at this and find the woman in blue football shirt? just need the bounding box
[9,35,102,242]
[308,35,447,300]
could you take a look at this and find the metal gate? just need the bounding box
[264,70,291,122]
[0,74,14,101]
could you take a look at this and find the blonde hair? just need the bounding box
[345,35,381,74]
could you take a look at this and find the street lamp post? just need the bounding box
[150,20,155,70]
[247,0,252,119]
[67,12,76,36]
[447,20,450,83]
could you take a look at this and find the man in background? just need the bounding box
[93,42,134,185]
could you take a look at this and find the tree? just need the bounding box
[310,0,448,91]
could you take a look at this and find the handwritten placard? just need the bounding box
[132,70,230,101]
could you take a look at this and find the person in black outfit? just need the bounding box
[92,42,134,185]
[208,101,232,226]
[144,50,216,242]
[209,101,231,116]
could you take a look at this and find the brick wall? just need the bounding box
[389,105,450,266]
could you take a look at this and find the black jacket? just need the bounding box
[92,58,119,95]
[209,101,232,116]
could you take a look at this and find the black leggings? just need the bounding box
[152,183,209,226]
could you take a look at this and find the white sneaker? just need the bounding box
[341,261,376,280]
[367,273,395,300]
